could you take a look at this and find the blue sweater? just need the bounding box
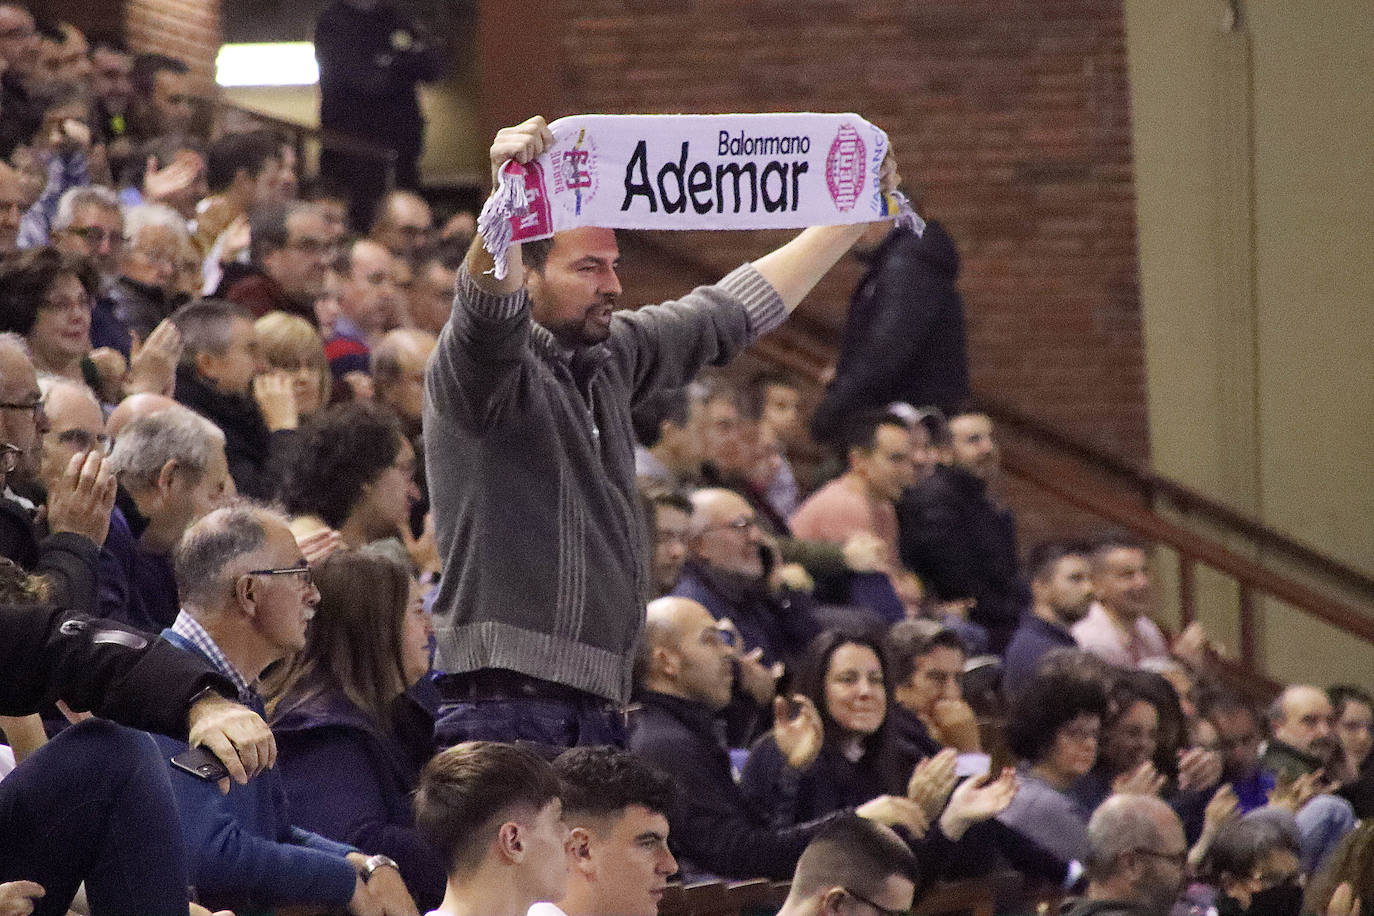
[155,629,359,913]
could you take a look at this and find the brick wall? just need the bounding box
[545,0,1148,544]
[124,0,222,88]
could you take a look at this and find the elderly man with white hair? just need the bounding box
[101,405,233,629]
[100,202,189,343]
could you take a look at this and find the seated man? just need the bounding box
[172,298,297,499]
[629,596,927,881]
[541,746,678,916]
[745,372,806,520]
[897,408,1030,653]
[1260,684,1356,873]
[789,409,914,570]
[643,489,691,598]
[325,238,403,379]
[103,406,232,630]
[1201,693,1276,813]
[672,487,820,670]
[1002,539,1096,698]
[0,334,111,613]
[885,623,983,763]
[1062,795,1188,916]
[216,201,333,321]
[414,741,568,916]
[774,816,919,916]
[370,189,434,261]
[1072,535,1211,671]
[155,503,415,914]
[0,567,275,915]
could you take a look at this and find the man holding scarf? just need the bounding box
[425,115,902,749]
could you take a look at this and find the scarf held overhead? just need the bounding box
[479,113,924,278]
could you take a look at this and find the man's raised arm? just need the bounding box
[752,151,902,313]
[465,115,556,295]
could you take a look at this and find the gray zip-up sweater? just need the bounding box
[424,260,786,703]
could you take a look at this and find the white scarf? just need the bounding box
[478,113,924,278]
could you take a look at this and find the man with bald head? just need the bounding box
[630,596,932,882]
[37,378,106,491]
[1063,795,1188,916]
[105,391,180,439]
[0,335,113,612]
[671,487,820,669]
[324,238,402,378]
[370,189,433,261]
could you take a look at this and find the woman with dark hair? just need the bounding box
[1328,685,1374,818]
[264,547,444,910]
[1069,671,1222,841]
[280,401,419,553]
[0,246,98,382]
[740,630,913,824]
[995,671,1109,864]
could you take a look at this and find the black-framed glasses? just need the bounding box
[841,886,907,916]
[56,428,112,455]
[0,397,42,412]
[245,564,313,588]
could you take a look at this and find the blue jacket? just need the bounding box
[1002,615,1078,698]
[670,560,820,669]
[98,499,180,632]
[270,680,446,911]
[154,629,359,913]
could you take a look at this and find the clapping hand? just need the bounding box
[856,794,929,838]
[907,748,958,819]
[1268,769,1331,814]
[1112,761,1166,797]
[939,767,1018,841]
[772,694,824,770]
[1177,747,1223,793]
[127,319,183,398]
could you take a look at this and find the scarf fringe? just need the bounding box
[477,161,529,280]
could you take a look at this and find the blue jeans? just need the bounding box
[1296,793,1357,873]
[435,688,627,752]
[0,719,191,916]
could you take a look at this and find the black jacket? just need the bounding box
[314,0,443,151]
[0,602,234,739]
[0,496,101,615]
[896,465,1030,651]
[812,221,971,445]
[629,690,844,881]
[174,365,295,501]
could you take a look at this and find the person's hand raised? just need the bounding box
[856,794,929,838]
[46,451,116,546]
[0,881,44,916]
[252,371,300,432]
[1177,746,1224,793]
[907,748,958,819]
[489,115,555,187]
[1112,760,1166,797]
[127,319,182,398]
[772,694,823,770]
[939,768,1018,841]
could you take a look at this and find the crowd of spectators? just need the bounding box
[0,9,1369,916]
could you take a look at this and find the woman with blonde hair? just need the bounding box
[253,310,331,418]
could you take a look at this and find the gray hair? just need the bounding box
[174,502,284,611]
[1084,795,1176,881]
[172,299,253,366]
[53,186,121,233]
[123,202,188,246]
[108,406,224,489]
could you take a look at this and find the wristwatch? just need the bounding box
[360,854,400,882]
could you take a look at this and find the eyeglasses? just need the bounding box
[840,886,906,916]
[1131,848,1188,868]
[245,564,313,588]
[41,294,93,313]
[700,516,756,535]
[0,443,20,474]
[65,226,122,246]
[0,396,43,412]
[1060,724,1100,743]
